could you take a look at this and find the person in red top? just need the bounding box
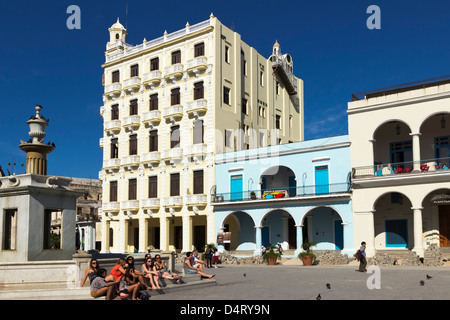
[105,258,126,282]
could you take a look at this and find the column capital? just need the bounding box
[411,207,424,211]
[409,132,422,137]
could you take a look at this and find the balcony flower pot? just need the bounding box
[298,241,316,266]
[250,192,256,200]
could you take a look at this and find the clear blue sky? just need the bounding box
[1,0,450,179]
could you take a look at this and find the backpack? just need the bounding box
[355,250,363,260]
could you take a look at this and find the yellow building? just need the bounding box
[99,15,304,254]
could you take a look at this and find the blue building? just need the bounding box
[212,135,354,257]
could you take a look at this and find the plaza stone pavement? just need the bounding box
[148,259,450,301]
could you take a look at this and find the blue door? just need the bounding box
[385,219,408,247]
[288,176,297,197]
[230,175,243,201]
[315,165,329,194]
[261,226,270,248]
[334,220,344,250]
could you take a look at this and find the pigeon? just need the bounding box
[426,274,432,280]
[316,294,321,300]
[420,280,425,286]
[326,283,331,289]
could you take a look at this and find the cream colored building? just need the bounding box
[348,77,450,257]
[99,15,304,253]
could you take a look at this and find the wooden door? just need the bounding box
[439,206,450,247]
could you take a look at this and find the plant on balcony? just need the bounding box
[263,244,281,265]
[250,191,256,200]
[298,241,316,266]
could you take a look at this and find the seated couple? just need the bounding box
[184,250,215,279]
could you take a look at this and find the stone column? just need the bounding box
[295,224,303,256]
[410,132,422,171]
[412,207,424,257]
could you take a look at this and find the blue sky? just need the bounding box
[1,0,450,179]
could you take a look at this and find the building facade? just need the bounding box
[99,15,304,254]
[213,135,353,257]
[348,76,450,257]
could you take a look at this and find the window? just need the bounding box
[289,115,293,128]
[148,176,158,198]
[242,98,247,115]
[171,125,180,148]
[129,99,138,116]
[112,70,120,83]
[193,170,204,194]
[3,209,17,250]
[150,58,159,71]
[225,46,230,63]
[259,131,266,147]
[149,130,158,152]
[129,134,137,155]
[223,87,230,105]
[170,173,180,196]
[44,209,62,250]
[110,181,118,202]
[130,64,139,77]
[276,81,280,95]
[260,71,264,86]
[275,115,281,130]
[225,129,232,148]
[194,82,204,100]
[194,43,205,57]
[390,141,412,164]
[172,50,181,65]
[128,179,137,200]
[111,104,119,120]
[435,136,450,158]
[193,120,204,145]
[241,50,247,76]
[171,88,180,106]
[149,94,158,111]
[110,138,119,159]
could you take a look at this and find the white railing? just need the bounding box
[104,120,121,130]
[163,105,183,117]
[105,83,122,94]
[103,159,120,168]
[162,196,183,206]
[123,115,140,127]
[141,198,160,208]
[185,194,207,204]
[121,200,139,210]
[122,155,140,166]
[186,57,207,69]
[164,64,184,75]
[186,99,207,112]
[143,71,162,82]
[143,110,161,122]
[99,138,105,148]
[103,202,120,211]
[123,77,141,88]
[185,143,207,155]
[162,148,183,159]
[142,152,160,163]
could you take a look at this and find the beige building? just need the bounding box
[99,15,304,254]
[348,76,450,257]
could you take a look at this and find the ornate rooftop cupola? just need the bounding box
[19,104,55,175]
[269,40,297,95]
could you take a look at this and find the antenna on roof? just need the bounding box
[125,1,128,30]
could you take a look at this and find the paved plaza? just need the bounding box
[151,262,450,301]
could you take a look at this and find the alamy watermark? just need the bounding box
[67,5,81,30]
[367,5,381,30]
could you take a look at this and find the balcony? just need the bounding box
[212,183,351,204]
[141,198,160,209]
[104,83,122,96]
[185,143,207,157]
[104,120,121,134]
[103,158,120,170]
[185,194,207,206]
[122,115,141,131]
[164,64,184,82]
[121,200,139,211]
[352,158,450,180]
[122,155,140,168]
[142,110,161,127]
[123,77,141,92]
[162,148,183,160]
[103,202,120,212]
[186,57,208,75]
[99,138,104,149]
[163,105,183,121]
[162,196,183,208]
[186,99,207,117]
[142,152,160,166]
[143,71,162,87]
